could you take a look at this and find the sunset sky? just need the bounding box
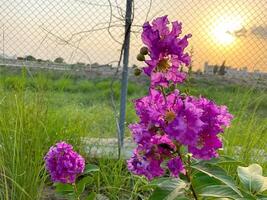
[0,0,267,71]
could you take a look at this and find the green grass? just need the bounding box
[0,67,266,199]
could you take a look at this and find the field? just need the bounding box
[0,66,267,199]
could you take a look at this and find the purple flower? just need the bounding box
[127,134,176,180]
[167,157,185,177]
[134,88,166,126]
[127,148,164,180]
[192,97,233,135]
[187,97,233,160]
[141,15,191,87]
[129,123,154,145]
[134,88,183,127]
[165,98,204,146]
[44,142,85,184]
[188,133,223,160]
[128,16,234,180]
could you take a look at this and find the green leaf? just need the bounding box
[200,185,242,199]
[149,178,185,190]
[54,183,74,195]
[82,164,100,175]
[261,177,267,192]
[256,194,267,200]
[212,156,243,165]
[86,192,97,200]
[237,164,266,193]
[149,188,173,200]
[192,172,222,192]
[148,178,188,200]
[77,177,91,195]
[191,163,243,197]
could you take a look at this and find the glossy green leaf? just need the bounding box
[77,176,91,195]
[237,164,267,193]
[82,164,100,175]
[54,183,74,195]
[196,156,243,166]
[149,178,186,190]
[261,178,267,192]
[148,178,187,200]
[86,192,97,200]
[191,163,243,197]
[256,194,267,200]
[192,172,222,192]
[200,185,242,199]
[149,188,173,200]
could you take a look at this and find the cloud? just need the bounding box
[251,25,267,39]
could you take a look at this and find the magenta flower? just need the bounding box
[167,157,186,177]
[127,134,176,180]
[188,133,223,160]
[141,15,192,87]
[44,141,85,184]
[129,123,155,145]
[165,97,204,146]
[127,149,164,180]
[187,97,233,160]
[128,16,233,180]
[134,88,183,127]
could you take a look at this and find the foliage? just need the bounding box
[218,60,227,76]
[54,164,99,200]
[25,55,36,61]
[0,66,266,199]
[17,56,24,60]
[54,57,64,63]
[150,161,267,199]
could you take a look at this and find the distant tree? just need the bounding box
[76,62,85,66]
[213,65,219,75]
[196,69,202,75]
[218,60,226,76]
[37,59,44,63]
[25,55,36,61]
[54,57,64,63]
[91,62,99,68]
[17,57,24,61]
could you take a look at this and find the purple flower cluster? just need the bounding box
[139,15,191,88]
[128,15,233,180]
[44,142,85,184]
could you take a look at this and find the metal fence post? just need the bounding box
[119,0,132,148]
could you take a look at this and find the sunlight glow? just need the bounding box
[212,16,243,45]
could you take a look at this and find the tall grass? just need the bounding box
[0,73,88,199]
[223,89,267,169]
[0,68,266,199]
[87,158,151,200]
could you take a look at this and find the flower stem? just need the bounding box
[177,148,198,200]
[159,86,167,103]
[73,183,80,200]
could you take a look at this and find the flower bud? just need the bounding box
[169,84,176,92]
[139,47,149,55]
[180,93,187,100]
[136,53,145,61]
[134,68,142,76]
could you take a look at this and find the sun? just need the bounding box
[211,16,243,45]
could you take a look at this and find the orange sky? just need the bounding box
[0,0,267,71]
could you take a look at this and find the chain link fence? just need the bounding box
[1,0,267,151]
[0,0,266,73]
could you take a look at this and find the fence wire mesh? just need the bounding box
[1,0,267,73]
